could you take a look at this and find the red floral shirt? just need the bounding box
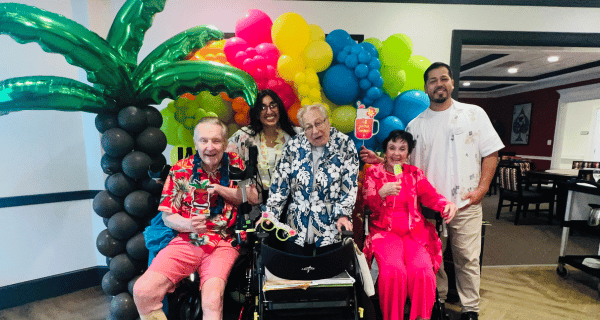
[158,152,244,253]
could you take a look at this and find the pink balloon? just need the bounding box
[256,79,268,90]
[224,37,249,64]
[256,43,280,66]
[234,51,249,68]
[235,9,273,47]
[245,47,257,58]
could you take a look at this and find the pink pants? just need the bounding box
[372,231,436,320]
[133,237,239,315]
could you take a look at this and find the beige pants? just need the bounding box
[437,204,482,313]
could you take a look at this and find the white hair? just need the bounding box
[297,103,329,128]
[193,117,227,142]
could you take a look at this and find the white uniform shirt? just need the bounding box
[406,100,504,207]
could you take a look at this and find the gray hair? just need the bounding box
[297,103,329,129]
[193,117,227,142]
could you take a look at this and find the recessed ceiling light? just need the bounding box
[548,56,559,62]
[508,68,518,74]
[463,82,471,87]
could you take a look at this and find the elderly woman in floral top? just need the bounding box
[133,117,259,320]
[227,89,300,203]
[263,103,358,256]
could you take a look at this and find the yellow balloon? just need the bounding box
[294,71,307,84]
[308,24,325,41]
[303,40,333,73]
[277,55,306,81]
[301,97,313,106]
[272,12,310,56]
[298,84,310,97]
[309,88,321,101]
[305,70,319,86]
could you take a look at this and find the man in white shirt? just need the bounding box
[406,62,504,320]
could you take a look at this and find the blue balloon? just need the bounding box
[322,64,360,105]
[358,51,372,64]
[362,97,373,107]
[350,130,379,151]
[373,93,393,120]
[360,42,379,59]
[345,54,359,69]
[326,30,356,57]
[376,116,405,142]
[372,76,384,88]
[355,64,369,78]
[350,44,362,55]
[367,69,382,84]
[359,78,372,91]
[392,90,430,125]
[368,57,381,70]
[366,86,382,100]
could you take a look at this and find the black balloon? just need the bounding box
[95,113,119,133]
[102,128,134,157]
[102,271,128,296]
[138,178,164,196]
[135,127,167,156]
[103,217,110,227]
[122,151,152,179]
[124,190,156,218]
[108,211,139,240]
[126,232,149,261]
[93,191,123,218]
[106,256,112,266]
[118,106,148,133]
[110,254,138,280]
[109,292,139,320]
[97,229,126,257]
[128,275,141,296]
[101,154,122,175]
[144,107,163,128]
[106,173,137,197]
[149,154,167,173]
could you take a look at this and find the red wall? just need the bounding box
[460,78,600,170]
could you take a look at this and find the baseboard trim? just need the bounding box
[0,266,109,310]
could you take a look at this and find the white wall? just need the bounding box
[4,0,600,286]
[561,99,600,166]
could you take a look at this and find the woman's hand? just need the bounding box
[378,182,402,199]
[191,214,208,234]
[336,216,353,232]
[441,203,458,223]
[360,146,383,164]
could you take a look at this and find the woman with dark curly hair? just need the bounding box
[227,89,300,202]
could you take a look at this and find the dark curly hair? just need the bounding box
[248,89,297,138]
[382,130,416,155]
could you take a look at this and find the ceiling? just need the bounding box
[458,45,600,98]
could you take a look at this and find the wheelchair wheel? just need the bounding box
[174,290,202,320]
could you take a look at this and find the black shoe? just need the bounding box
[460,311,479,320]
[439,303,450,320]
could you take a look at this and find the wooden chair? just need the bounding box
[496,163,555,225]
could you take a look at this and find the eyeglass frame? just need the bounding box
[303,117,329,135]
[260,101,279,112]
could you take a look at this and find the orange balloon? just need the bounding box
[235,112,251,126]
[220,92,233,102]
[288,101,301,126]
[180,93,196,100]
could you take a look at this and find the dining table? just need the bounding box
[526,169,579,223]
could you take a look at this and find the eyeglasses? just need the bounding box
[304,118,328,135]
[261,102,279,112]
[259,212,297,241]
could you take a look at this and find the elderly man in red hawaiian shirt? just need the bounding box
[134,117,259,320]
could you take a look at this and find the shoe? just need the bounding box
[440,303,451,320]
[460,311,479,320]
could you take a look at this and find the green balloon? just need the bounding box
[331,105,357,134]
[400,68,425,93]
[0,76,116,115]
[197,92,231,122]
[381,66,406,98]
[363,37,383,53]
[160,109,179,146]
[106,0,166,73]
[177,125,194,148]
[136,61,258,108]
[381,33,413,67]
[0,3,131,100]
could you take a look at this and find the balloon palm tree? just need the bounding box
[0,1,257,319]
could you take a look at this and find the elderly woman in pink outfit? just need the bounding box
[363,130,457,320]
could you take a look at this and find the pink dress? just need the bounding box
[363,163,450,320]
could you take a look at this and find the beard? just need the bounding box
[430,88,450,103]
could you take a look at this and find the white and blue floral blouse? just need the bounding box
[263,127,359,247]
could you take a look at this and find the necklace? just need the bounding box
[258,129,286,186]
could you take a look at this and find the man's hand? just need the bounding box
[461,187,487,209]
[378,182,401,199]
[336,216,353,233]
[360,145,383,164]
[191,214,208,234]
[246,184,260,205]
[441,203,457,223]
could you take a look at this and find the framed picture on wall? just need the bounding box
[510,103,531,145]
